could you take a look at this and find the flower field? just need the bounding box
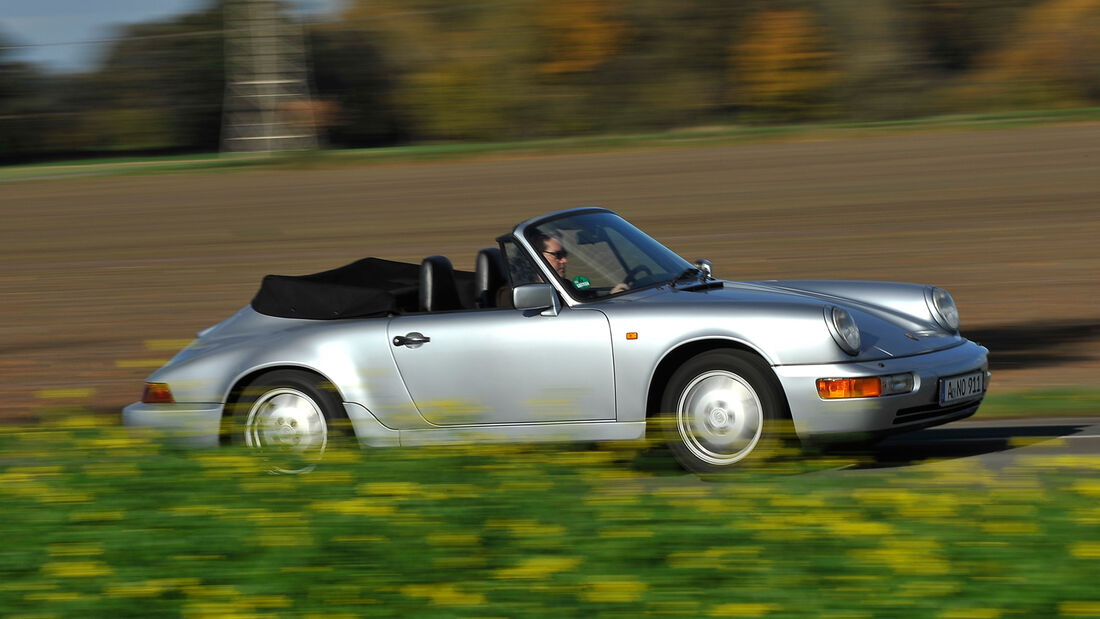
[2,413,1097,618]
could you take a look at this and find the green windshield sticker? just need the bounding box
[572,276,591,289]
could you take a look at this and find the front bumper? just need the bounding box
[122,402,224,447]
[774,341,989,439]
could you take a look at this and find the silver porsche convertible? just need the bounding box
[123,208,989,473]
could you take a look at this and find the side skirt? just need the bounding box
[344,403,646,447]
[399,421,647,447]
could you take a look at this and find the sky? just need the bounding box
[0,0,343,73]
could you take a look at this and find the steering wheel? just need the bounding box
[622,264,654,286]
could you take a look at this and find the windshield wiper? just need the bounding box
[670,267,702,285]
[669,266,723,291]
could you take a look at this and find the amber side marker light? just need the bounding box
[817,377,883,399]
[141,382,175,404]
[817,373,915,399]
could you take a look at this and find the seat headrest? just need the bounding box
[475,247,509,308]
[419,255,463,312]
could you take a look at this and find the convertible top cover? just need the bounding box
[251,257,421,319]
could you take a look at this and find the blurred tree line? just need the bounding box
[3,0,1099,163]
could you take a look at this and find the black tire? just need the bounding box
[226,369,348,474]
[659,350,787,474]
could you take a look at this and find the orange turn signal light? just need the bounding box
[141,382,175,404]
[817,377,882,399]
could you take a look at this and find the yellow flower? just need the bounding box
[486,519,567,538]
[41,560,114,578]
[47,542,103,557]
[47,413,113,428]
[939,609,1002,619]
[308,498,396,516]
[399,583,486,606]
[598,527,654,539]
[1060,601,1100,616]
[427,533,481,546]
[107,581,176,598]
[1072,480,1100,498]
[180,600,259,618]
[1069,542,1100,558]
[581,579,647,603]
[494,556,581,580]
[24,591,96,602]
[35,388,95,400]
[708,602,780,616]
[849,540,950,575]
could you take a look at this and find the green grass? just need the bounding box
[978,390,1100,418]
[4,107,1100,182]
[1,415,1097,617]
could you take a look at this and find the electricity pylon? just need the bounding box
[221,0,319,153]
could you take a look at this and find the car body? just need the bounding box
[123,208,989,472]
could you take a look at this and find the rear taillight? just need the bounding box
[141,382,175,404]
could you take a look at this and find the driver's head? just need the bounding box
[538,235,568,278]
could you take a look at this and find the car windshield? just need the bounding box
[523,210,697,300]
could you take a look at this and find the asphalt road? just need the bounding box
[825,416,1100,474]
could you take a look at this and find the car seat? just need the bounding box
[474,247,509,308]
[419,255,463,312]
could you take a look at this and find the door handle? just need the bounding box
[393,332,431,348]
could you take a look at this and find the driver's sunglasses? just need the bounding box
[543,249,568,259]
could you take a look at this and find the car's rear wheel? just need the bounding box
[228,370,347,474]
[660,350,786,473]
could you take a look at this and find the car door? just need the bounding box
[387,307,615,425]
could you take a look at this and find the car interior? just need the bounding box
[418,247,512,313]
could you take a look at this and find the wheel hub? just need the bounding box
[244,387,328,472]
[705,407,733,433]
[676,370,764,465]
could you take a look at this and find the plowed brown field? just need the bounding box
[3,124,1099,422]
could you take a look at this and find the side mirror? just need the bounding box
[695,259,712,279]
[513,283,560,316]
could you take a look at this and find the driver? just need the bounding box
[534,233,569,278]
[533,231,630,294]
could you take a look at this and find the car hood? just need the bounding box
[617,279,963,360]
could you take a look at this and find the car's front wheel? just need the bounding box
[660,350,786,473]
[227,370,347,474]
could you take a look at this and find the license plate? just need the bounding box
[940,370,985,405]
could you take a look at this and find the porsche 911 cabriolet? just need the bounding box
[123,208,989,473]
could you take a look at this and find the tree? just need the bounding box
[0,31,89,162]
[729,9,838,120]
[536,0,628,75]
[308,24,409,147]
[88,2,225,152]
[957,0,1100,106]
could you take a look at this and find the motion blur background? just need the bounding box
[3,0,1100,162]
[2,5,1098,616]
[2,0,1099,418]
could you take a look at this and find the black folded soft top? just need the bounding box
[251,257,478,319]
[251,257,422,319]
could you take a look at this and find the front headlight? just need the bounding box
[826,306,861,355]
[926,286,960,332]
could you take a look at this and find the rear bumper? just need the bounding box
[122,402,223,447]
[774,341,989,439]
